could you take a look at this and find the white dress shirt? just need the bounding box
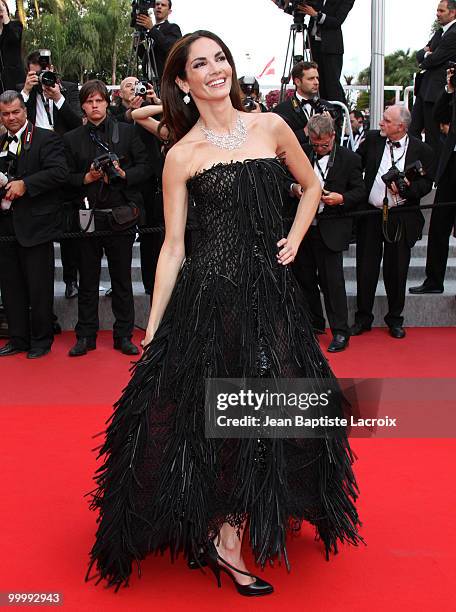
[312,0,327,39]
[295,92,314,120]
[368,134,409,209]
[312,152,330,224]
[20,89,65,130]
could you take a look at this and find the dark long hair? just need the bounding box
[159,30,243,148]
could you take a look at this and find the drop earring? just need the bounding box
[183,92,191,105]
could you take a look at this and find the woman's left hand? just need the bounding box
[277,237,298,266]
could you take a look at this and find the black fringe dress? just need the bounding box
[86,158,363,589]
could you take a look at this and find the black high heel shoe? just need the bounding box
[203,540,274,597]
[187,550,207,570]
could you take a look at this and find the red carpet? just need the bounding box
[1,330,455,611]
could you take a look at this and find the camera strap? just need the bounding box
[39,92,54,128]
[291,96,312,124]
[382,136,409,243]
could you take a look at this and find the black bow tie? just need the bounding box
[6,134,18,144]
[300,98,312,107]
[388,140,401,148]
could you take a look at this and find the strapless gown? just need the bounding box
[86,158,363,589]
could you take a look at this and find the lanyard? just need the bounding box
[2,137,21,156]
[388,136,408,167]
[314,156,329,182]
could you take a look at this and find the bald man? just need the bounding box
[350,105,435,339]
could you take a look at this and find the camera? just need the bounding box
[0,151,17,208]
[34,49,58,88]
[239,76,259,112]
[134,80,149,98]
[447,60,456,89]
[93,153,124,185]
[130,0,155,30]
[37,70,57,87]
[381,161,426,199]
[276,0,318,25]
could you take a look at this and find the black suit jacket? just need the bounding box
[309,0,355,55]
[63,118,152,210]
[0,123,68,247]
[415,23,456,103]
[302,143,365,251]
[357,130,435,247]
[0,20,25,93]
[145,20,182,79]
[18,81,82,136]
[273,96,334,145]
[433,89,456,182]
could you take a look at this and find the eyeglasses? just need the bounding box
[311,141,332,149]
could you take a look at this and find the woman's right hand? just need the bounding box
[141,331,155,349]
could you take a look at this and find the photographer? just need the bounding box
[348,109,366,151]
[135,0,182,82]
[410,67,456,295]
[351,105,434,340]
[19,50,82,135]
[0,0,25,93]
[238,76,267,113]
[19,50,82,300]
[274,1,354,103]
[63,80,151,357]
[273,60,335,145]
[0,90,68,359]
[289,114,365,352]
[110,76,160,123]
[112,76,166,297]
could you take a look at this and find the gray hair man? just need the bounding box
[351,104,435,339]
[291,112,366,353]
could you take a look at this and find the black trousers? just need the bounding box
[292,225,349,337]
[311,42,346,104]
[355,207,411,328]
[75,226,135,339]
[139,191,164,296]
[424,156,456,288]
[410,95,442,159]
[0,215,54,350]
[59,239,79,284]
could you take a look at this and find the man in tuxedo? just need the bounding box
[273,60,334,145]
[298,0,355,103]
[0,90,68,358]
[410,68,456,294]
[410,0,456,157]
[351,105,435,339]
[136,0,182,82]
[19,50,82,135]
[348,109,366,151]
[290,114,365,352]
[63,80,151,357]
[19,50,83,300]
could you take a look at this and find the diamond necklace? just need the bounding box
[198,112,247,150]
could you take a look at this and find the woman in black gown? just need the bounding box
[86,30,363,595]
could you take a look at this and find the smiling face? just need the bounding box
[176,37,233,103]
